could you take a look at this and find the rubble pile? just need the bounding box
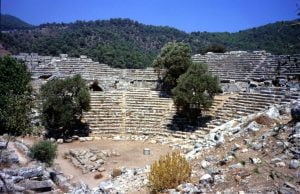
[0,139,75,193]
[65,148,120,173]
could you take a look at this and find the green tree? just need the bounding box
[0,56,32,135]
[172,62,220,124]
[153,42,192,91]
[40,74,90,138]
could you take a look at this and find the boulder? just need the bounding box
[18,179,55,191]
[0,142,6,149]
[289,160,299,169]
[245,121,262,132]
[201,160,211,169]
[213,132,225,146]
[265,105,280,119]
[249,157,262,164]
[177,183,199,193]
[71,183,92,194]
[98,181,113,193]
[3,166,44,179]
[0,149,19,164]
[200,174,213,184]
[229,163,244,169]
[14,141,30,155]
[291,101,300,121]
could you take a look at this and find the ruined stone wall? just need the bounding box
[13,53,160,91]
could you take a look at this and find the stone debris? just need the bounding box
[0,139,76,193]
[291,100,300,121]
[65,148,120,173]
[96,167,149,193]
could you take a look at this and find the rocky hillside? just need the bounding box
[1,15,299,68]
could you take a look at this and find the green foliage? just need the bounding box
[205,44,226,53]
[40,75,90,138]
[29,140,57,166]
[1,14,33,30]
[1,16,299,68]
[153,42,192,91]
[149,152,191,192]
[0,56,32,135]
[172,62,220,123]
[1,18,186,68]
[190,19,300,55]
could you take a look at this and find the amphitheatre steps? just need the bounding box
[14,53,300,139]
[192,52,300,81]
[84,86,300,138]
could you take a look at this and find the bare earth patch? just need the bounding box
[20,137,172,188]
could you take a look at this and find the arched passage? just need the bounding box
[89,80,103,91]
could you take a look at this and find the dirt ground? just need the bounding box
[19,137,172,188]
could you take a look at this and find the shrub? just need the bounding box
[94,173,103,179]
[29,140,57,166]
[148,152,191,192]
[111,168,122,178]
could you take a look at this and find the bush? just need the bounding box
[29,140,57,166]
[148,152,191,192]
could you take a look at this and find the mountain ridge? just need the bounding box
[1,15,299,68]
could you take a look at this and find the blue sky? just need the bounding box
[3,0,299,32]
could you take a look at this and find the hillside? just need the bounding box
[189,20,300,55]
[1,14,33,30]
[0,16,299,68]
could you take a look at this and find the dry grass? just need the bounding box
[111,168,122,178]
[254,114,278,127]
[94,173,103,179]
[148,152,191,192]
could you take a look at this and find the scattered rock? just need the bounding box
[177,183,199,193]
[249,157,262,164]
[275,161,286,167]
[265,105,280,119]
[3,166,44,179]
[214,132,225,146]
[245,121,262,132]
[200,174,213,184]
[18,179,55,191]
[291,101,300,121]
[229,163,244,169]
[289,160,299,169]
[271,157,282,164]
[64,139,73,143]
[66,148,120,173]
[57,139,64,144]
[201,160,211,169]
[98,181,113,193]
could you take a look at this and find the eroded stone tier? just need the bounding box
[192,51,300,82]
[13,52,300,138]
